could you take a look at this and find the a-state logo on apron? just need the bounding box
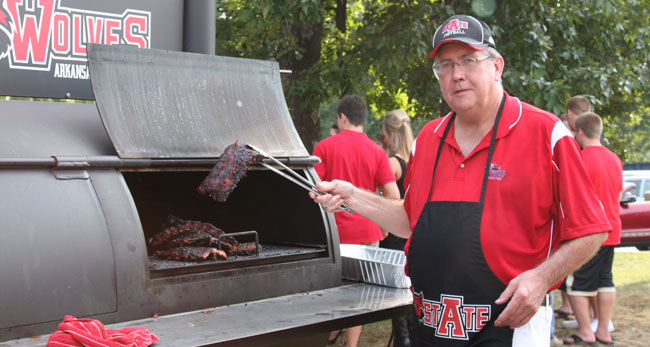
[0,0,150,78]
[413,290,492,340]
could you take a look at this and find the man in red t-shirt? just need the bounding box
[313,95,399,347]
[564,112,622,345]
[313,95,399,245]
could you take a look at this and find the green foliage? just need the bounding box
[215,0,650,161]
[604,105,650,162]
[491,0,650,162]
[496,1,648,114]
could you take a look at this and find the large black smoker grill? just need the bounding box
[0,45,410,345]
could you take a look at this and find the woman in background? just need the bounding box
[380,109,414,347]
[381,109,413,200]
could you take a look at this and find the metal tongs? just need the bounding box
[247,144,354,215]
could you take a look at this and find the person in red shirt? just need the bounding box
[311,15,610,347]
[313,95,399,347]
[563,112,622,345]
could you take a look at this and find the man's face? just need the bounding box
[435,43,501,114]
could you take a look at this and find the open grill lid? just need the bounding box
[87,44,308,159]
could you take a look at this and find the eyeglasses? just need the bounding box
[432,55,492,79]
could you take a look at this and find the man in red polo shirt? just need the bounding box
[313,95,399,347]
[311,15,610,346]
[563,112,622,345]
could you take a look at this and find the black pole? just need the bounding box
[183,0,216,54]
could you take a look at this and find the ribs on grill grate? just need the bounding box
[232,242,261,256]
[149,216,240,261]
[197,141,264,202]
[150,216,228,248]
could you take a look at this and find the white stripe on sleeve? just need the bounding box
[551,120,573,156]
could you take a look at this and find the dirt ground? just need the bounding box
[358,248,650,346]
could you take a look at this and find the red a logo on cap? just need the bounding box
[443,19,468,33]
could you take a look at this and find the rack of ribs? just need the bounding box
[149,216,227,249]
[197,141,264,202]
[149,216,240,261]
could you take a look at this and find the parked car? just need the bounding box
[620,182,650,250]
[623,170,650,202]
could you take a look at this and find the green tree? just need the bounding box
[492,0,650,162]
[215,0,650,161]
[216,0,352,152]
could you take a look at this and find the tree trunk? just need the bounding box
[286,92,321,154]
[335,0,346,33]
[280,10,324,153]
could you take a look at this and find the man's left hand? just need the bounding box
[493,269,547,328]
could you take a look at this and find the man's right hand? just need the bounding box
[312,180,412,239]
[310,180,356,213]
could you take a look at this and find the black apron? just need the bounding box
[407,95,512,346]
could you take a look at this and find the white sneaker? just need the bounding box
[561,319,578,329]
[562,319,614,332]
[591,318,615,332]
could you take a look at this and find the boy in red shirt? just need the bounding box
[565,112,622,345]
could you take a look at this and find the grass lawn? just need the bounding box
[358,249,650,346]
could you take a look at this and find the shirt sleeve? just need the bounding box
[552,129,611,241]
[375,149,396,187]
[312,142,326,180]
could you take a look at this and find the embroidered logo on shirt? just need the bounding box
[488,163,506,181]
[412,290,491,340]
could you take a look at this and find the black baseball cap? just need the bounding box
[430,14,496,59]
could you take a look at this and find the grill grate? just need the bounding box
[148,244,327,278]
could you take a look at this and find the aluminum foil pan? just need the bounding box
[340,244,411,288]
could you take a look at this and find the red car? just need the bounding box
[620,182,650,250]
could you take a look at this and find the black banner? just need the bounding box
[0,0,185,99]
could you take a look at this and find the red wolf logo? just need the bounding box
[0,0,14,60]
[413,290,425,321]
